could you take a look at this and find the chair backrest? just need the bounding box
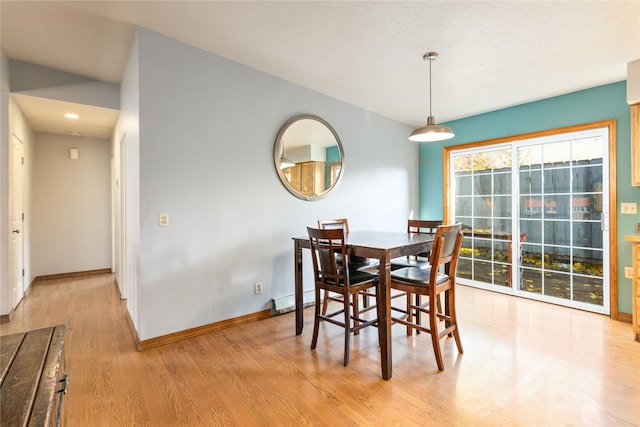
[318,218,350,233]
[429,223,464,275]
[407,219,443,234]
[307,226,349,287]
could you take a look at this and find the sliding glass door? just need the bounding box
[449,126,610,313]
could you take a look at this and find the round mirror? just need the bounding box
[274,114,344,200]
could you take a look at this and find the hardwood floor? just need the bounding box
[1,274,639,426]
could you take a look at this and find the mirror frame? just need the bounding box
[274,114,345,201]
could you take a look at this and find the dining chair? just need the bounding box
[389,223,464,371]
[390,219,444,319]
[317,219,350,315]
[390,219,443,270]
[317,218,377,315]
[307,226,379,367]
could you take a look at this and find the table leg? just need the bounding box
[377,252,392,380]
[295,240,304,335]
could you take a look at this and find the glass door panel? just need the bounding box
[453,148,513,289]
[451,128,609,314]
[516,133,608,312]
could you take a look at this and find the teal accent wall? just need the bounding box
[325,145,340,188]
[419,81,640,314]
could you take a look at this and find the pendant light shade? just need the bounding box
[280,156,295,169]
[409,116,455,142]
[279,143,295,169]
[409,52,454,142]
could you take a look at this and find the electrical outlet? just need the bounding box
[254,282,263,294]
[625,267,634,279]
[158,213,169,227]
[621,202,638,215]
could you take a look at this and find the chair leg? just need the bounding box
[429,296,445,371]
[311,287,322,350]
[343,294,351,366]
[448,288,464,354]
[436,294,443,315]
[415,293,422,335]
[321,289,330,315]
[352,291,360,335]
[405,292,413,335]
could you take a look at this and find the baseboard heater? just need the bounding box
[272,291,315,315]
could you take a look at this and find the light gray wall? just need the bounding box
[9,60,119,110]
[118,30,141,327]
[32,133,111,276]
[120,28,417,340]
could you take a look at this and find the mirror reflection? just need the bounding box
[274,115,344,200]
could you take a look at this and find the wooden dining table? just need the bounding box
[293,230,435,380]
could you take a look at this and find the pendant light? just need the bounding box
[409,52,454,142]
[279,143,295,169]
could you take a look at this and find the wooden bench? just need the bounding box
[1,325,67,426]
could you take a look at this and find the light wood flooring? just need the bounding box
[1,274,639,426]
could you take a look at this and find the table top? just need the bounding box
[294,230,434,249]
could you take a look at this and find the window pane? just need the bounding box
[473,217,492,234]
[458,258,472,280]
[473,153,492,172]
[491,149,512,170]
[493,172,511,195]
[474,196,492,217]
[574,275,603,305]
[474,174,492,196]
[543,141,571,163]
[456,174,472,195]
[493,218,512,234]
[551,195,571,219]
[544,166,570,194]
[546,246,571,272]
[572,137,603,162]
[521,219,541,244]
[455,196,472,217]
[520,169,542,194]
[545,271,571,300]
[521,268,542,293]
[474,260,493,283]
[493,195,512,217]
[519,145,542,167]
[522,244,543,268]
[544,221,570,246]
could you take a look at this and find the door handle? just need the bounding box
[12,229,20,234]
[600,212,609,231]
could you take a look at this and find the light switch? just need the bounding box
[158,213,169,227]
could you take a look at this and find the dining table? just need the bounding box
[292,230,435,380]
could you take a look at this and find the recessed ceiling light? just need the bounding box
[64,113,79,119]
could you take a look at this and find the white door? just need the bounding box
[9,135,24,308]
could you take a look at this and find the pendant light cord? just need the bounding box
[429,57,433,117]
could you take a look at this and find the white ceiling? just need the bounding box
[2,1,639,139]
